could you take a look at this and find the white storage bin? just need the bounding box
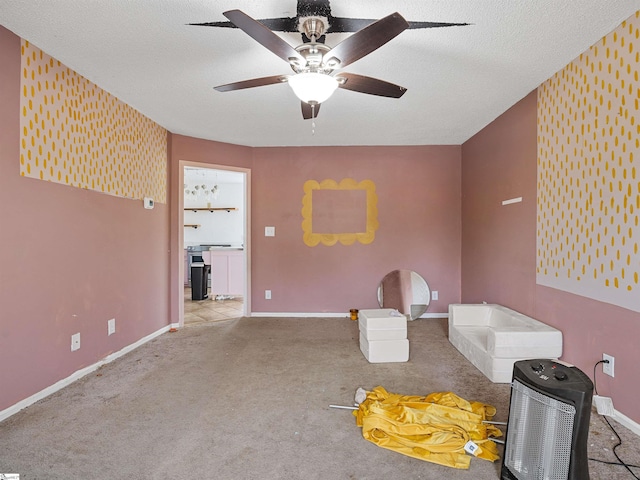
[358,308,407,341]
[359,333,409,363]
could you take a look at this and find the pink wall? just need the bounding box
[169,137,462,316]
[461,91,538,313]
[461,91,640,423]
[250,145,461,313]
[0,27,170,412]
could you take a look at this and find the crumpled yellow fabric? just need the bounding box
[353,386,502,469]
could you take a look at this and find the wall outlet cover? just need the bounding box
[143,197,154,209]
[602,353,615,377]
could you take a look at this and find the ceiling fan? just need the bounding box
[201,9,412,120]
[191,2,469,120]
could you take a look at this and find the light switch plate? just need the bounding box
[71,333,81,351]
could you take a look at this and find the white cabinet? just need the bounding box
[210,250,244,295]
[228,253,244,294]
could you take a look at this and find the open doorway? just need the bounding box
[179,162,250,326]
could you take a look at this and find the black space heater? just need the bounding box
[501,359,593,480]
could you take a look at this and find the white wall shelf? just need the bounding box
[185,207,237,213]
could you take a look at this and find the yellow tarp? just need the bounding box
[353,386,502,469]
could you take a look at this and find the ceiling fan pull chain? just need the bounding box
[311,103,316,135]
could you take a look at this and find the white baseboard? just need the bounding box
[418,313,449,319]
[611,408,640,437]
[251,312,348,318]
[250,312,449,319]
[0,323,178,423]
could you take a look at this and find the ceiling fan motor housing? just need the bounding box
[212,10,410,119]
[293,42,332,73]
[299,16,329,40]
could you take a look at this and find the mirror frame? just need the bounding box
[377,269,430,320]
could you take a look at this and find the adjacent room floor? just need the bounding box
[1,317,638,479]
[184,286,243,325]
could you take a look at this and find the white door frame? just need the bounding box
[177,160,251,326]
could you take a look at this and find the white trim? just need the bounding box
[251,312,348,318]
[611,408,640,437]
[178,161,252,325]
[502,196,523,206]
[0,323,177,423]
[250,312,449,319]
[417,313,449,319]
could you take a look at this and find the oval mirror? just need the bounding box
[377,269,430,320]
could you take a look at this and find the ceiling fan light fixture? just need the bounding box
[288,72,339,104]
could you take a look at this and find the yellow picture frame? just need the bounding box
[301,178,378,247]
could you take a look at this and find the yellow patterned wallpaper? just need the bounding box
[537,11,640,312]
[19,40,167,203]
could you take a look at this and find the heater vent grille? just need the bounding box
[504,379,576,480]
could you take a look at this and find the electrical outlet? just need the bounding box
[265,226,275,237]
[71,333,81,351]
[432,291,439,301]
[265,290,272,300]
[108,318,116,336]
[603,353,615,377]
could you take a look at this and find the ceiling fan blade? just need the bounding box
[223,10,305,65]
[301,102,321,120]
[337,73,406,98]
[214,75,288,92]
[408,20,471,29]
[323,12,408,68]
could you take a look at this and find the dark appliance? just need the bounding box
[191,260,210,300]
[186,248,206,282]
[501,359,593,480]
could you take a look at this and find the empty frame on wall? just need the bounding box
[301,178,378,246]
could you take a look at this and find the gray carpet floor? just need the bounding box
[1,317,638,479]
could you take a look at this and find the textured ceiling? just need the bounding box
[1,1,638,147]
